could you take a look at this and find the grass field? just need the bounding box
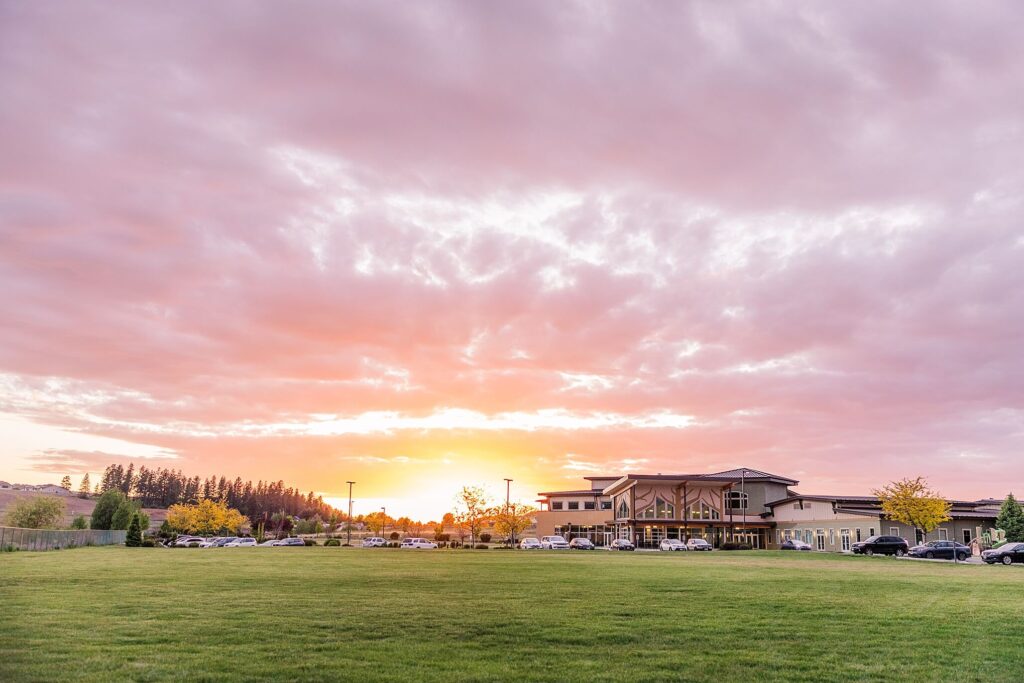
[2,548,1023,682]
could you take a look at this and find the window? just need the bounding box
[889,527,898,537]
[816,529,825,551]
[688,502,719,520]
[869,528,875,537]
[552,502,563,510]
[617,500,629,518]
[726,491,748,510]
[777,530,783,544]
[856,528,862,542]
[804,529,813,544]
[840,529,851,551]
[601,500,612,510]
[938,528,948,541]
[584,501,595,510]
[963,529,972,545]
[568,502,579,510]
[793,503,801,510]
[639,497,675,519]
[829,529,835,546]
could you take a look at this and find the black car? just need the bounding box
[908,540,971,561]
[780,539,813,551]
[609,539,635,551]
[982,542,1024,565]
[851,535,909,556]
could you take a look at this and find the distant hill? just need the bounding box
[0,489,167,529]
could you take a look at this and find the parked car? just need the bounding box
[609,539,635,551]
[224,538,257,548]
[569,538,595,550]
[277,537,306,547]
[198,537,225,548]
[851,535,909,556]
[520,537,542,550]
[173,536,203,547]
[362,536,387,548]
[257,539,279,546]
[780,539,813,551]
[982,542,1024,565]
[540,535,570,549]
[659,538,687,551]
[400,538,438,549]
[208,537,238,548]
[908,540,971,561]
[687,538,713,551]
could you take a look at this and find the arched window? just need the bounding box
[688,502,720,520]
[617,499,629,519]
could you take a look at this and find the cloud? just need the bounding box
[0,2,1023,510]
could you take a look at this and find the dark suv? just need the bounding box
[851,535,909,557]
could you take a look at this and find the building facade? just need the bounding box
[535,467,1002,550]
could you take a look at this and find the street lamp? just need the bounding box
[504,478,513,546]
[380,506,386,540]
[346,481,355,546]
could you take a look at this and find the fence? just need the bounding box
[0,526,126,551]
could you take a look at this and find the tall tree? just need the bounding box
[873,477,951,540]
[78,473,91,499]
[493,502,537,546]
[90,489,127,530]
[125,514,143,547]
[996,493,1024,542]
[60,475,72,491]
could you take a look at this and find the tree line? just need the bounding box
[97,463,339,522]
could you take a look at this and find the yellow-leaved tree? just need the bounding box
[873,477,951,540]
[492,502,536,546]
[166,499,249,535]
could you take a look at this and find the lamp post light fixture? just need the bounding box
[380,506,386,540]
[504,478,513,546]
[346,481,355,546]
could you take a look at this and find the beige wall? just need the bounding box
[533,509,610,538]
[772,519,990,550]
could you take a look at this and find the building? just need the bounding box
[0,481,10,489]
[535,467,1002,549]
[33,484,71,496]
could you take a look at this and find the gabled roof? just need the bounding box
[706,468,799,486]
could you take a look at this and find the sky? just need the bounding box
[1,1,1023,520]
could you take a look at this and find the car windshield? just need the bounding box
[863,536,880,543]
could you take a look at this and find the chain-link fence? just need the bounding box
[0,526,126,551]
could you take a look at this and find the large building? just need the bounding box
[535,467,1002,549]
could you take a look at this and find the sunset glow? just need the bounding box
[2,2,1023,519]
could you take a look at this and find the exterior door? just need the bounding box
[840,530,851,551]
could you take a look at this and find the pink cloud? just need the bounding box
[1,2,1023,511]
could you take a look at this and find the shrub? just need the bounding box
[125,514,143,547]
[475,543,489,549]
[70,515,89,530]
[389,532,400,540]
[324,538,341,546]
[438,533,450,542]
[90,489,127,530]
[720,542,753,551]
[303,538,317,546]
[479,533,492,543]
[141,539,156,548]
[3,496,66,529]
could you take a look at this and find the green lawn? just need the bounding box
[2,548,1023,682]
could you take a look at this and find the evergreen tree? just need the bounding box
[60,475,72,491]
[90,489,127,529]
[996,493,1024,542]
[125,513,142,547]
[78,473,91,499]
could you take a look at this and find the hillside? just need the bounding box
[0,489,167,529]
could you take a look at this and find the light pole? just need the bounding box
[504,478,513,546]
[380,506,386,541]
[346,481,355,546]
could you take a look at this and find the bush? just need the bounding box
[303,539,317,546]
[389,532,400,541]
[475,543,489,549]
[90,489,127,530]
[480,533,492,543]
[324,538,341,546]
[70,515,89,530]
[437,533,450,542]
[3,496,66,529]
[720,542,753,551]
[141,539,156,548]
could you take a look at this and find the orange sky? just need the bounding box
[2,3,1023,519]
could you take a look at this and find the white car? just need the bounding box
[362,536,387,548]
[400,538,438,549]
[659,539,687,551]
[173,536,203,547]
[540,535,570,549]
[520,537,542,549]
[224,538,257,547]
[686,538,713,551]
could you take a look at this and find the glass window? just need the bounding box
[584,501,595,510]
[726,491,748,510]
[552,501,563,510]
[568,502,579,510]
[601,500,612,510]
[617,500,629,518]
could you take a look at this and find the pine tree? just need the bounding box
[996,493,1024,542]
[125,513,142,547]
[60,475,72,491]
[78,473,91,499]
